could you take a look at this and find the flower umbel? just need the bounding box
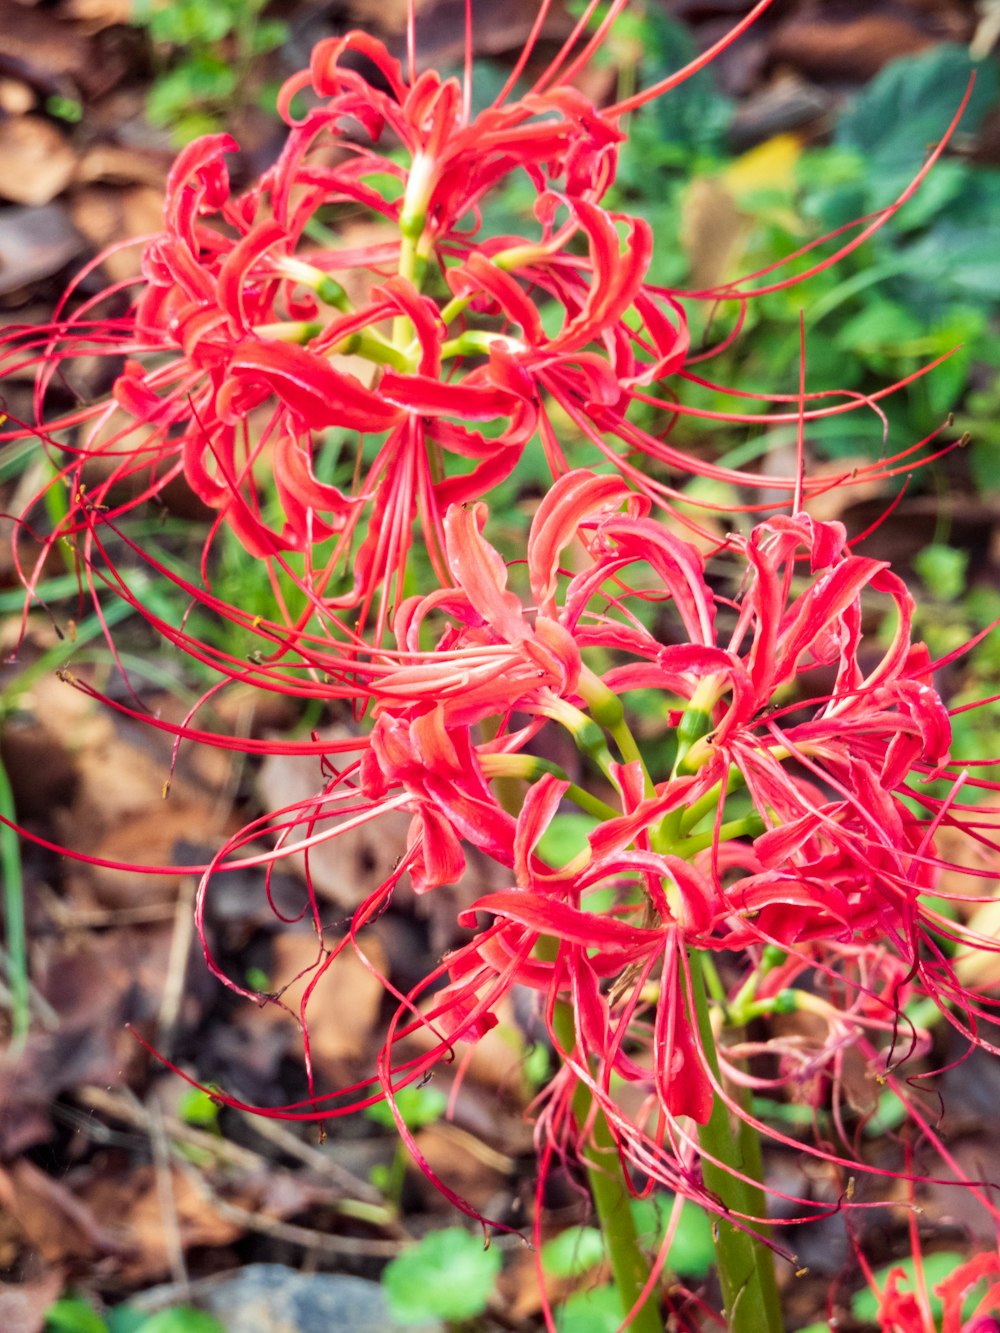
[4,0,955,657]
[180,472,999,1240]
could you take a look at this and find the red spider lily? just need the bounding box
[152,469,1000,1245]
[5,8,997,1317]
[3,0,964,659]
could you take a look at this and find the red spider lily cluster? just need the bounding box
[3,0,955,656]
[5,0,1000,1325]
[188,467,1000,1216]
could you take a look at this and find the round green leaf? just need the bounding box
[383,1228,502,1322]
[631,1196,716,1278]
[365,1084,447,1130]
[44,1299,108,1333]
[541,1226,605,1279]
[137,1312,225,1333]
[555,1283,624,1333]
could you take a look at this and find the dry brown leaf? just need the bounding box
[0,1160,127,1265]
[0,117,76,206]
[400,995,534,1103]
[0,1,90,83]
[69,185,165,282]
[256,733,506,916]
[0,78,35,115]
[256,745,410,909]
[501,1237,600,1322]
[74,143,170,190]
[79,1163,243,1282]
[411,1120,511,1212]
[63,0,133,27]
[769,14,934,81]
[937,791,1000,989]
[0,203,83,296]
[0,921,190,1154]
[680,177,752,294]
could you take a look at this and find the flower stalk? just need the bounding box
[687,952,783,1333]
[550,987,664,1333]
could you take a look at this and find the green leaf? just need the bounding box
[178,1087,221,1130]
[146,55,237,127]
[914,543,969,602]
[146,0,233,45]
[45,1299,108,1333]
[897,220,1000,301]
[382,1228,502,1322]
[541,1226,605,1279]
[105,1308,147,1333]
[249,19,288,54]
[134,1310,224,1333]
[45,94,83,123]
[834,300,919,359]
[862,1088,908,1137]
[630,1197,716,1278]
[554,1283,624,1333]
[364,1083,447,1130]
[836,44,999,195]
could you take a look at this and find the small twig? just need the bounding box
[77,1085,266,1173]
[187,1181,408,1258]
[158,876,196,1057]
[48,901,179,928]
[972,0,1000,59]
[148,1096,190,1294]
[74,1084,406,1242]
[0,957,59,1029]
[232,1106,389,1209]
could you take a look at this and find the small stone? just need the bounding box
[199,1265,444,1333]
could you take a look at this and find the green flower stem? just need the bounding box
[677,766,746,837]
[0,753,28,1051]
[273,258,353,312]
[550,993,664,1333]
[687,952,782,1333]
[578,670,654,796]
[669,811,766,860]
[251,320,414,373]
[437,292,474,328]
[583,1101,664,1333]
[253,319,324,343]
[542,696,619,781]
[480,752,619,824]
[346,330,414,372]
[563,782,620,824]
[440,331,527,361]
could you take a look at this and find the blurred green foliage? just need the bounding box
[133,0,287,143]
[45,1297,224,1333]
[382,1227,502,1323]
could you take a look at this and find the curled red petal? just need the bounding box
[229,339,401,430]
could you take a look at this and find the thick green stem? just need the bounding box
[584,1107,664,1333]
[0,753,29,1051]
[551,996,664,1333]
[687,953,783,1333]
